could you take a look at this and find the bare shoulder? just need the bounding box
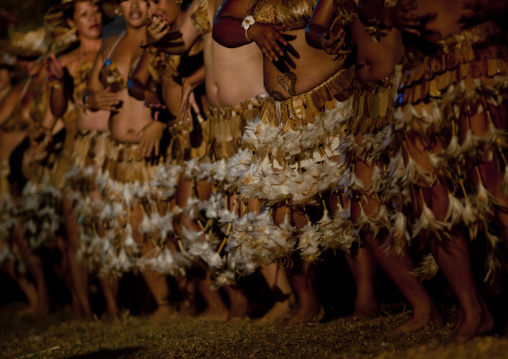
[102,33,122,51]
[59,48,80,67]
[0,83,23,108]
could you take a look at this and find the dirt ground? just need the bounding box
[1,302,508,359]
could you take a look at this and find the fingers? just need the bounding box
[189,93,200,114]
[329,38,347,55]
[159,31,184,48]
[461,0,480,11]
[154,141,159,157]
[144,102,166,109]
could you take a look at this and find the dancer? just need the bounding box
[44,0,118,318]
[213,0,359,325]
[141,0,297,321]
[0,51,40,315]
[0,28,54,315]
[358,0,502,342]
[85,0,175,321]
[129,0,211,317]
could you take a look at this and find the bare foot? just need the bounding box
[346,307,380,322]
[257,295,296,324]
[282,303,325,327]
[177,300,197,318]
[197,307,229,321]
[34,290,50,316]
[388,305,444,335]
[15,305,37,317]
[149,304,177,322]
[451,303,495,343]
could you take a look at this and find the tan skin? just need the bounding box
[129,0,205,157]
[87,0,177,321]
[45,1,120,319]
[0,64,38,312]
[214,0,375,325]
[0,57,54,316]
[360,0,499,342]
[147,0,297,321]
[128,0,206,317]
[0,67,12,104]
[86,1,151,142]
[308,0,445,334]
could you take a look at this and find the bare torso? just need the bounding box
[203,0,265,107]
[263,28,345,99]
[0,72,48,162]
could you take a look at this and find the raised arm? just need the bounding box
[128,52,152,101]
[46,53,72,118]
[306,0,335,48]
[148,0,201,55]
[0,85,21,127]
[83,36,120,111]
[179,64,205,119]
[213,0,288,62]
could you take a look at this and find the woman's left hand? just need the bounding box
[135,120,167,157]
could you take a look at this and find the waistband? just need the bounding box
[261,65,355,132]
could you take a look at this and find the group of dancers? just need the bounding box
[1,0,507,343]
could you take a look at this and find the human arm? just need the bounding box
[358,0,433,37]
[306,0,350,55]
[459,0,508,28]
[46,53,73,118]
[83,37,120,111]
[135,119,167,157]
[213,0,288,62]
[0,85,21,127]
[144,0,201,55]
[180,64,204,120]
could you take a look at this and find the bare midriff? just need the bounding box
[204,33,266,107]
[109,87,152,143]
[263,28,346,100]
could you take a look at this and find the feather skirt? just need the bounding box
[385,23,508,281]
[97,136,190,276]
[228,66,357,269]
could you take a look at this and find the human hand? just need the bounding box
[248,23,291,62]
[319,28,351,58]
[144,90,167,110]
[85,87,121,111]
[459,0,508,27]
[389,0,436,36]
[146,9,171,44]
[135,120,167,157]
[180,81,200,121]
[46,53,64,82]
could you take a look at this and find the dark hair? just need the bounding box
[63,1,108,26]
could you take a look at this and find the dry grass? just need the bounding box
[2,303,508,359]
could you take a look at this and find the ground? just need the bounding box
[1,303,508,359]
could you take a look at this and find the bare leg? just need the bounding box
[345,248,379,320]
[365,233,444,335]
[52,235,82,316]
[13,225,50,315]
[283,269,324,326]
[258,263,295,323]
[131,203,175,322]
[63,193,92,317]
[176,176,227,319]
[223,285,249,321]
[175,275,197,316]
[98,276,119,318]
[196,276,229,321]
[4,260,38,313]
[426,182,494,342]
